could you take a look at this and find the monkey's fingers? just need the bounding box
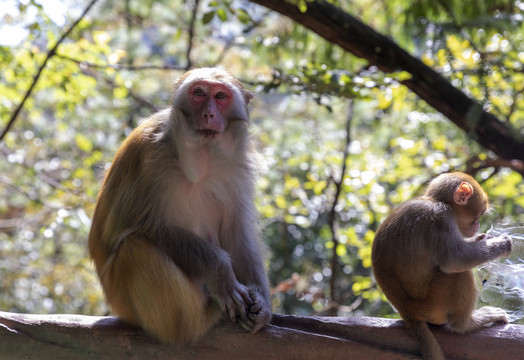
[250,320,266,334]
[226,287,250,323]
[247,289,264,314]
[475,233,487,241]
[225,299,245,323]
[238,317,257,332]
[240,287,254,306]
[246,311,271,334]
[248,305,262,317]
[244,290,272,333]
[247,312,258,323]
[247,295,263,314]
[243,314,261,329]
[235,295,250,323]
[225,303,237,323]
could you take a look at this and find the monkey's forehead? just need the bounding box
[178,68,235,86]
[174,68,244,96]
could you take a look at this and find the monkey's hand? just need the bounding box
[207,266,253,324]
[489,234,513,257]
[225,280,253,324]
[238,288,272,334]
[473,233,487,241]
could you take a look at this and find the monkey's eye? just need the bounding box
[193,88,206,96]
[215,91,227,100]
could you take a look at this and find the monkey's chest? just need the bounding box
[163,179,230,241]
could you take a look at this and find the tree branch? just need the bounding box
[0,0,99,142]
[249,0,524,161]
[0,311,522,359]
[186,0,201,70]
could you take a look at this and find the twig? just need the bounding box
[54,55,161,112]
[0,147,88,202]
[186,0,201,70]
[0,0,99,142]
[55,53,186,72]
[327,100,354,314]
[0,176,65,210]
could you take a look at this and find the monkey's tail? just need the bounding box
[100,235,221,346]
[407,320,445,360]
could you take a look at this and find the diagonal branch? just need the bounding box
[249,0,524,161]
[0,0,99,142]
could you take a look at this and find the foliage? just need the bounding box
[0,0,523,322]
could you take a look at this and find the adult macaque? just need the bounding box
[88,68,272,346]
[372,172,512,360]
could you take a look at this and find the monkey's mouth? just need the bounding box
[197,129,219,139]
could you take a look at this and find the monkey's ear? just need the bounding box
[453,182,473,205]
[244,90,254,105]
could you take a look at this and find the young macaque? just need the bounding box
[88,68,272,346]
[372,172,512,360]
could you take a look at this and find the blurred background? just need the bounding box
[0,0,523,322]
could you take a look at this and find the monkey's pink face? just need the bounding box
[187,80,234,139]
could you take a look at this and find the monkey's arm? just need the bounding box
[437,217,512,273]
[225,219,272,333]
[152,226,253,322]
[237,242,272,332]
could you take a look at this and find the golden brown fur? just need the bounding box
[89,68,271,346]
[372,172,512,359]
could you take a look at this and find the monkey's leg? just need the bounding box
[101,235,221,346]
[397,273,471,360]
[386,281,446,360]
[445,271,506,333]
[157,225,253,324]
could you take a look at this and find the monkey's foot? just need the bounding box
[474,306,509,325]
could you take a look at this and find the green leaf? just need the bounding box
[202,11,215,24]
[236,9,251,24]
[217,8,228,22]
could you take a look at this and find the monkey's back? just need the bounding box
[372,198,453,302]
[88,114,166,267]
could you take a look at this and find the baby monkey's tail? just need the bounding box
[407,319,445,360]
